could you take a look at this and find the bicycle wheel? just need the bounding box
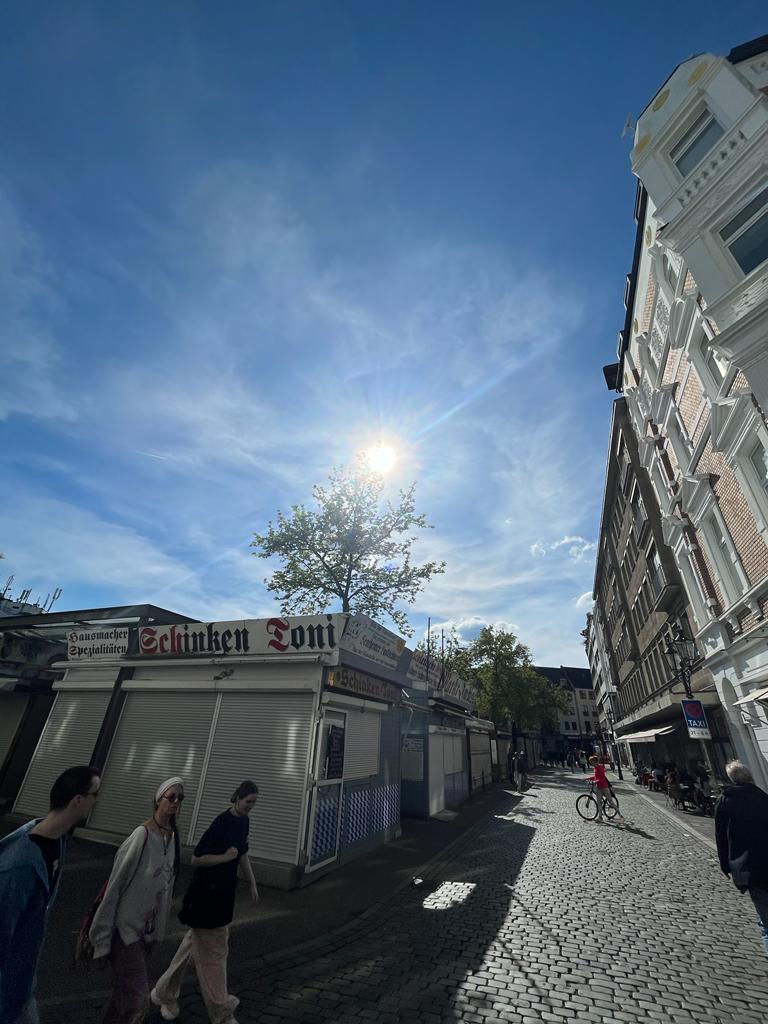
[603,795,619,820]
[576,793,598,820]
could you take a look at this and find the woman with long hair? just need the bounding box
[89,777,184,1023]
[150,780,259,1024]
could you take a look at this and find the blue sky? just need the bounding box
[1,3,764,665]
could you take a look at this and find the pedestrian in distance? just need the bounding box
[518,751,529,791]
[588,755,625,824]
[506,746,517,790]
[715,760,768,954]
[0,764,101,1024]
[151,781,260,1024]
[89,776,184,1024]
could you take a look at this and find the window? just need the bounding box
[671,110,724,177]
[720,184,768,275]
[564,721,570,731]
[647,545,665,601]
[750,439,768,493]
[703,512,744,604]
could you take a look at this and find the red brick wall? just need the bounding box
[678,365,705,439]
[695,440,768,588]
[640,277,657,334]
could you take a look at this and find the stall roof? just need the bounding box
[0,604,197,631]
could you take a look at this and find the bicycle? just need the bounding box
[576,780,620,821]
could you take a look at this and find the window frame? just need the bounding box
[669,108,725,179]
[718,181,768,278]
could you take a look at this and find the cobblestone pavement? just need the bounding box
[42,771,768,1024]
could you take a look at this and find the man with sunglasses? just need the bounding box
[0,765,101,1024]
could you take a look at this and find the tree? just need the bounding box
[251,460,445,636]
[462,625,571,737]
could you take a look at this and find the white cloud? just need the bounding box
[575,591,593,609]
[0,188,77,423]
[529,535,597,562]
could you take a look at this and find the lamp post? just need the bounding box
[604,695,624,780]
[662,626,717,781]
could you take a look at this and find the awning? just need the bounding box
[733,686,768,706]
[618,725,677,744]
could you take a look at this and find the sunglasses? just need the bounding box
[163,793,185,804]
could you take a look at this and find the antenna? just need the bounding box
[48,588,63,612]
[620,114,636,140]
[1,575,13,599]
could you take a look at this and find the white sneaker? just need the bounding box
[150,989,180,1021]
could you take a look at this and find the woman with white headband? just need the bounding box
[89,776,184,1023]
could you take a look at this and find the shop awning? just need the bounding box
[618,725,677,744]
[733,686,768,706]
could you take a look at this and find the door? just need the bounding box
[428,732,446,816]
[305,709,346,871]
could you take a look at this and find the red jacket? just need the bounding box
[591,763,609,789]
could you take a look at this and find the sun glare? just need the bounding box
[364,442,399,475]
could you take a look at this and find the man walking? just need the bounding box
[0,765,101,1023]
[715,759,768,954]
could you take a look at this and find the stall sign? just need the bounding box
[406,649,443,689]
[327,666,401,704]
[681,699,711,740]
[432,671,476,712]
[67,628,129,660]
[338,613,406,670]
[138,614,347,658]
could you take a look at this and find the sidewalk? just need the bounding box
[625,778,717,849]
[5,778,520,1008]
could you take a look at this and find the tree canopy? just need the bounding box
[251,461,445,636]
[450,625,571,733]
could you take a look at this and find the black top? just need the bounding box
[179,810,249,929]
[715,782,768,890]
[28,834,62,894]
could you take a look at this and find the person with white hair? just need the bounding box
[715,759,768,954]
[89,777,184,1023]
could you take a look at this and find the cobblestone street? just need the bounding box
[42,770,768,1024]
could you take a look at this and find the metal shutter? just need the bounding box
[88,692,217,840]
[14,692,111,816]
[190,692,315,865]
[343,711,381,781]
[0,693,28,767]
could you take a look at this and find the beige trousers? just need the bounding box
[153,927,238,1024]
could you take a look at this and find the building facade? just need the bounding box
[593,35,768,786]
[534,666,597,755]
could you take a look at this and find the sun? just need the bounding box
[363,442,399,475]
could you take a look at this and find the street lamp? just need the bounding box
[662,627,698,700]
[604,697,624,781]
[662,625,717,782]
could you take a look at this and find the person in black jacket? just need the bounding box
[715,760,768,954]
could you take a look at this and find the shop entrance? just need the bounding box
[305,709,347,872]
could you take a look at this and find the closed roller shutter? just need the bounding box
[0,693,29,768]
[14,692,111,817]
[191,692,315,865]
[89,692,217,840]
[469,731,492,786]
[343,711,381,780]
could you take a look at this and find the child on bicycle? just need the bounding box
[589,755,625,823]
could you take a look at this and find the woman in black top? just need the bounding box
[150,781,259,1024]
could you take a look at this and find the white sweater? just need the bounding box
[89,825,176,958]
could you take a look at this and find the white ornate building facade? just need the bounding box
[591,35,768,787]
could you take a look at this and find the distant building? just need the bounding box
[533,665,597,754]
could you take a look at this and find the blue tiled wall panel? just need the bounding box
[341,781,400,848]
[310,784,341,864]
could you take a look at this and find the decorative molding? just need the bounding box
[710,392,758,460]
[679,473,715,522]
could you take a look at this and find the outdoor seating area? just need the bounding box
[633,761,717,816]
